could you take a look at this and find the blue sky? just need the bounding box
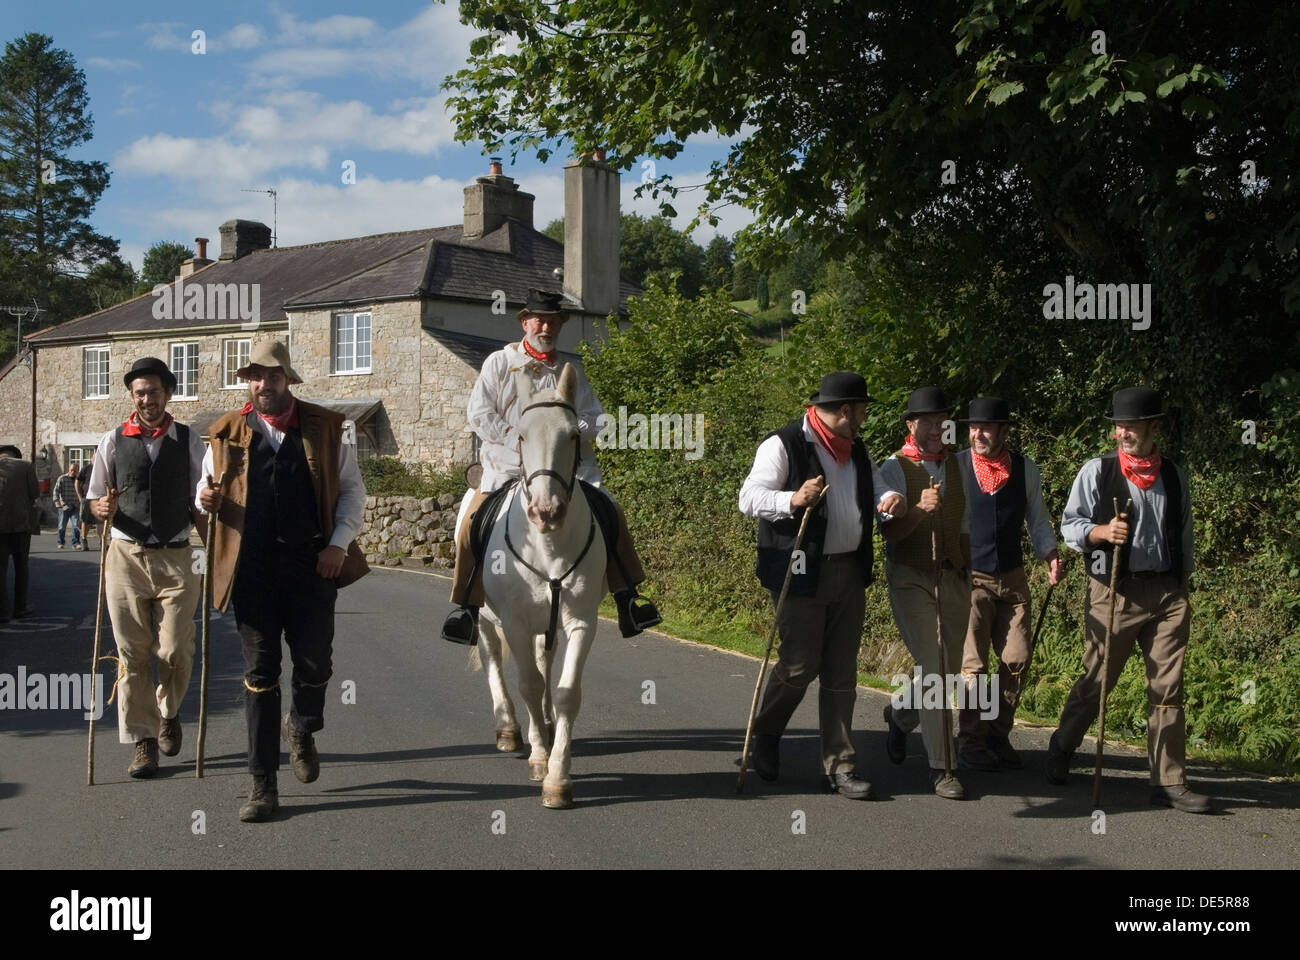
[5,1,752,272]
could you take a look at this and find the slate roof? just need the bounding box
[27,220,641,346]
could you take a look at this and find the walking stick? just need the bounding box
[930,483,954,782]
[1092,497,1131,808]
[1008,579,1058,710]
[196,471,226,779]
[87,498,114,786]
[737,484,830,793]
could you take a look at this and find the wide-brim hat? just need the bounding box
[123,356,177,392]
[903,386,953,421]
[808,371,872,406]
[236,340,303,384]
[1105,387,1165,421]
[959,396,1012,424]
[519,288,567,319]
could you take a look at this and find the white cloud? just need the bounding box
[140,22,191,53]
[222,23,265,50]
[275,13,378,44]
[115,132,329,186]
[86,57,140,71]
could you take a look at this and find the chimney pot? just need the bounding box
[489,157,503,176]
[195,237,209,260]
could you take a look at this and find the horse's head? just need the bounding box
[516,363,581,532]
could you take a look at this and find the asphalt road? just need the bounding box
[2,534,1296,869]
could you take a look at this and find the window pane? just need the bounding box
[355,313,371,369]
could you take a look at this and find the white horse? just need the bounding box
[475,363,607,809]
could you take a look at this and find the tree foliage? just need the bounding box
[138,240,194,291]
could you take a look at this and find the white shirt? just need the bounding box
[196,409,366,551]
[738,416,901,555]
[467,343,604,492]
[86,419,206,544]
[954,448,1058,561]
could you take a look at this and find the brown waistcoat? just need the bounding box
[207,400,369,611]
[892,450,967,572]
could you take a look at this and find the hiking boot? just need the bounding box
[128,739,159,778]
[1045,732,1070,785]
[1150,784,1212,814]
[239,775,279,822]
[827,771,875,801]
[441,606,479,645]
[958,742,1001,772]
[750,733,780,782]
[932,770,965,800]
[158,716,182,757]
[987,732,1023,769]
[282,714,319,784]
[883,704,907,765]
[614,589,661,638]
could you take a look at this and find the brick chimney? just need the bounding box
[218,220,272,260]
[563,152,620,316]
[179,237,213,278]
[463,158,535,238]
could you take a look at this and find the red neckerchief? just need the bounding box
[805,408,851,465]
[971,446,1012,494]
[1117,438,1162,491]
[121,411,173,439]
[901,433,947,463]
[521,338,557,366]
[240,396,299,432]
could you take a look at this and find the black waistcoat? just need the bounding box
[244,415,322,553]
[968,452,1027,573]
[1086,452,1184,585]
[112,424,192,545]
[755,418,874,596]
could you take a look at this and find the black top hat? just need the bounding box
[903,386,953,421]
[809,372,872,406]
[960,396,1012,424]
[1105,387,1165,421]
[123,356,177,392]
[521,288,567,317]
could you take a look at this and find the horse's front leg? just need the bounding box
[478,614,521,752]
[541,619,597,809]
[505,624,551,781]
[535,633,556,749]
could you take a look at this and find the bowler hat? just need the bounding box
[903,386,953,421]
[236,340,303,385]
[123,356,177,392]
[809,372,872,406]
[1105,387,1165,421]
[959,396,1012,424]
[519,288,567,318]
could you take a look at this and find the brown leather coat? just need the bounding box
[207,400,369,611]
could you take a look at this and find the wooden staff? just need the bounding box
[1092,496,1131,808]
[86,492,115,786]
[930,482,954,781]
[737,484,829,793]
[196,471,226,778]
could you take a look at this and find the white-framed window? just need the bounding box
[223,338,251,389]
[67,446,94,470]
[170,341,199,399]
[83,346,110,399]
[332,311,371,374]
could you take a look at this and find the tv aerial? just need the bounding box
[241,187,278,247]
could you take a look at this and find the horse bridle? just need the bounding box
[516,399,581,503]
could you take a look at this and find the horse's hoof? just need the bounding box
[541,783,573,809]
[496,728,522,752]
[528,760,548,781]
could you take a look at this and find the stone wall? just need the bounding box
[358,493,461,568]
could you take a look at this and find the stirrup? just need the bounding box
[441,606,480,645]
[615,590,661,638]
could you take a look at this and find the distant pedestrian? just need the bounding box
[53,462,81,549]
[0,444,39,622]
[76,459,95,551]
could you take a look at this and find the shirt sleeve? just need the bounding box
[329,434,366,549]
[195,443,216,513]
[869,455,903,516]
[1023,457,1059,560]
[876,456,905,533]
[466,354,518,449]
[573,365,604,441]
[85,431,117,501]
[738,434,795,520]
[1061,458,1102,555]
[187,426,206,509]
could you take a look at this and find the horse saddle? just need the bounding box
[468,479,620,569]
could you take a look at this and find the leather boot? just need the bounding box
[282,714,320,784]
[1150,784,1212,814]
[158,716,183,757]
[239,774,279,822]
[128,739,159,778]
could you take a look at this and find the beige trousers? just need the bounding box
[105,540,200,744]
[886,561,972,769]
[959,565,1033,744]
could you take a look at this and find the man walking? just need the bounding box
[53,461,81,550]
[87,357,206,778]
[739,372,905,800]
[879,387,970,800]
[1047,387,1207,813]
[199,340,367,823]
[0,445,39,622]
[953,397,1062,771]
[76,459,95,551]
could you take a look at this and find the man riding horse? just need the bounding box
[440,288,660,644]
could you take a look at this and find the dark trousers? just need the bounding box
[232,542,338,778]
[0,532,31,617]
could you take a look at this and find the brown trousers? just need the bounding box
[958,565,1032,745]
[450,487,645,606]
[1055,573,1190,786]
[754,555,867,775]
